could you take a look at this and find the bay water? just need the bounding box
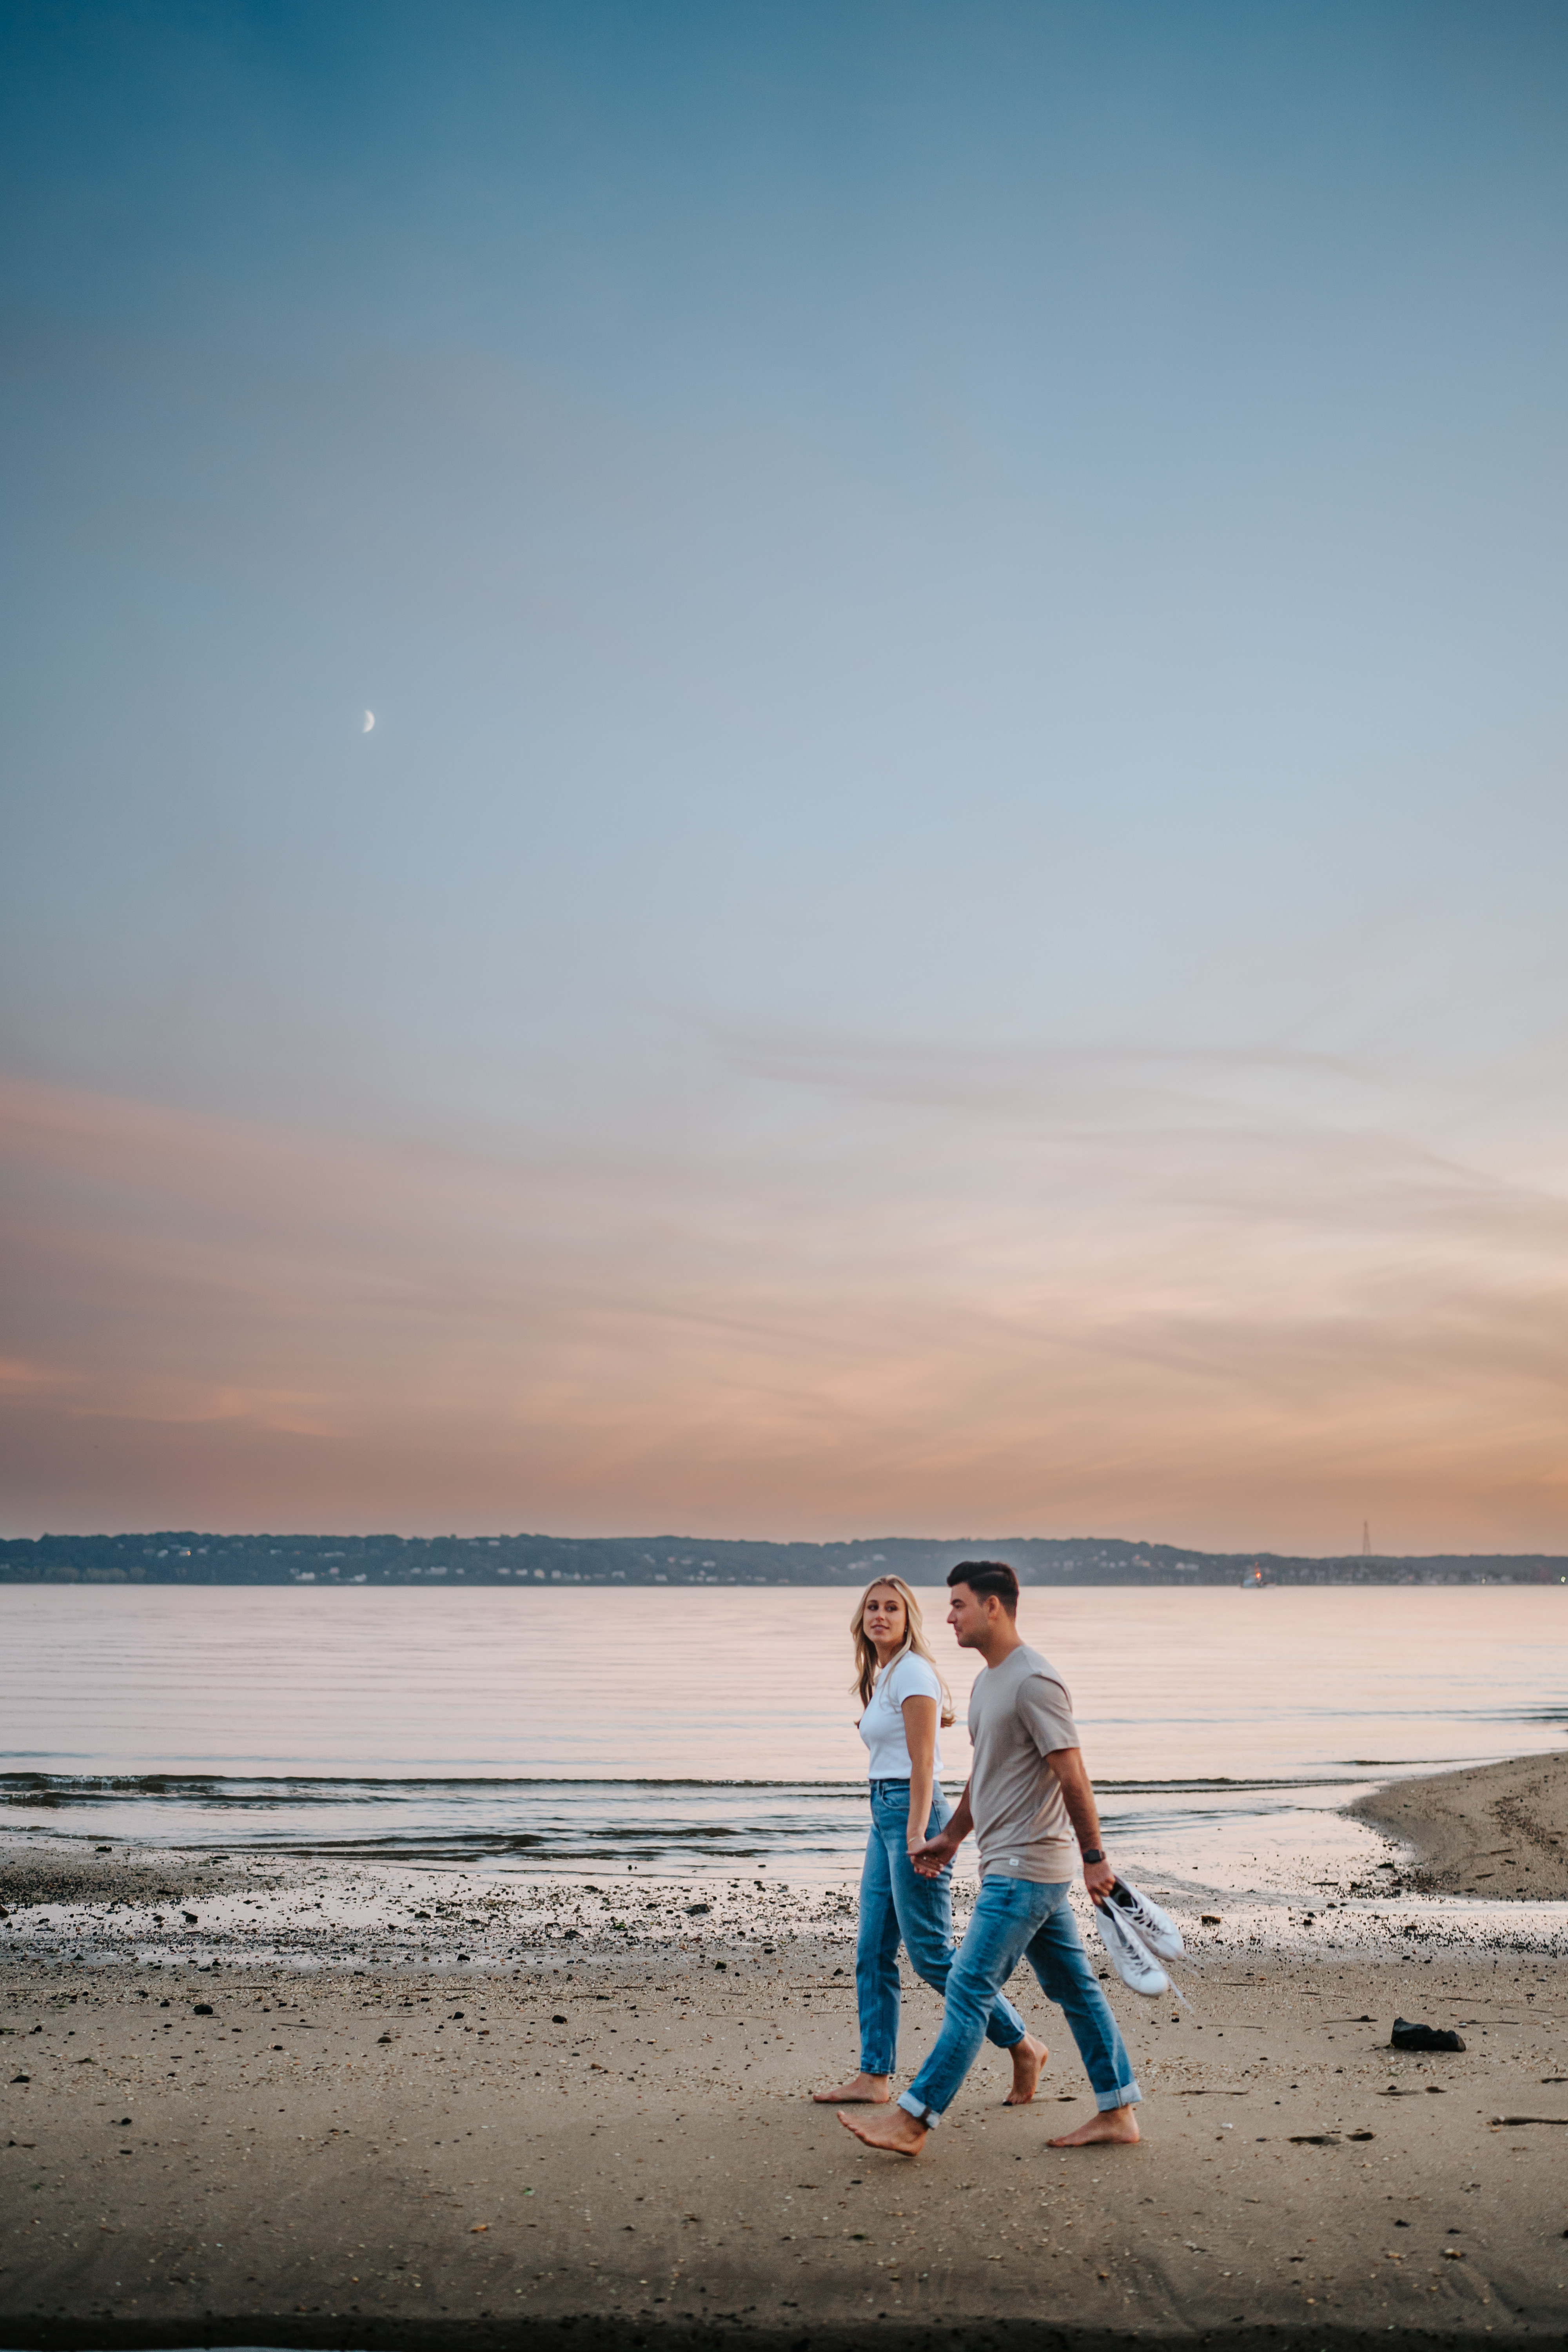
[3,1584,1564,1897]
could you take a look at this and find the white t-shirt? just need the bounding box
[857,1650,945,1778]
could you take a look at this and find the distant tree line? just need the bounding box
[0,1531,1563,1586]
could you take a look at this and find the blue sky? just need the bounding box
[3,0,1566,1545]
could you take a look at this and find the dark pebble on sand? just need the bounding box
[1391,2018,1465,2052]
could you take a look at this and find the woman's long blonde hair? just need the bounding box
[850,1575,955,1726]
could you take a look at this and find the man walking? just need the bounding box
[839,1561,1142,2156]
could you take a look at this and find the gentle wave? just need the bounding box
[2,1769,1375,1797]
[0,1766,1417,1884]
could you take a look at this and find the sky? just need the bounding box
[3,0,1567,1550]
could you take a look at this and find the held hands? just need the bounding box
[907,1830,961,1878]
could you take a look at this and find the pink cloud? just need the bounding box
[2,1060,1565,1549]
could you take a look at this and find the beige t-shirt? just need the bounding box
[966,1642,1081,1881]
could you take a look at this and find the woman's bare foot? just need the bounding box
[1047,2103,1141,2148]
[812,2071,892,2105]
[1003,2032,1049,2106]
[838,2105,929,2156]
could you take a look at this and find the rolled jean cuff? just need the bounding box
[1096,2081,1142,2113]
[897,2089,941,2126]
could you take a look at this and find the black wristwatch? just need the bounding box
[1081,1848,1106,1866]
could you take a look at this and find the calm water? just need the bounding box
[2,1586,1564,1894]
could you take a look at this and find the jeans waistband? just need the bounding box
[868,1778,914,1797]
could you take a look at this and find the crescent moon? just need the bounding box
[363,709,375,733]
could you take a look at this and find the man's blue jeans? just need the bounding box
[858,1781,1028,2076]
[898,1871,1142,2123]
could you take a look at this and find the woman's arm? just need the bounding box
[909,1781,972,1876]
[900,1693,939,1851]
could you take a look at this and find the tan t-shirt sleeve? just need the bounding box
[1013,1673,1079,1758]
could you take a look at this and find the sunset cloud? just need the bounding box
[4,1054,1564,1549]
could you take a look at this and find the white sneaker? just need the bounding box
[1094,1896,1170,1997]
[1106,1877,1185,1962]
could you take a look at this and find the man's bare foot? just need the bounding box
[837,2105,929,2156]
[812,2072,892,2105]
[1003,2032,1049,2106]
[1047,2103,1141,2148]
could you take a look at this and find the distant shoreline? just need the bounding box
[4,1528,1566,1588]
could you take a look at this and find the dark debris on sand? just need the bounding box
[0,1851,245,1912]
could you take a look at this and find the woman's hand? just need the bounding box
[911,1782,973,1877]
[907,1827,960,1878]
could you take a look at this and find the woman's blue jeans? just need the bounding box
[857,1779,1027,2076]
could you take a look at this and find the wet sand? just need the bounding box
[5,1894,1568,2343]
[1353,1752,1568,1902]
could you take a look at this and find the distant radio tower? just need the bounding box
[1361,1520,1372,1557]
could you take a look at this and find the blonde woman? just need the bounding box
[814,1577,1045,2107]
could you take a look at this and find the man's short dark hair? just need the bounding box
[946,1560,1020,1615]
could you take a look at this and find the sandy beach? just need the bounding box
[1354,1753,1568,1904]
[3,1757,1568,2350]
